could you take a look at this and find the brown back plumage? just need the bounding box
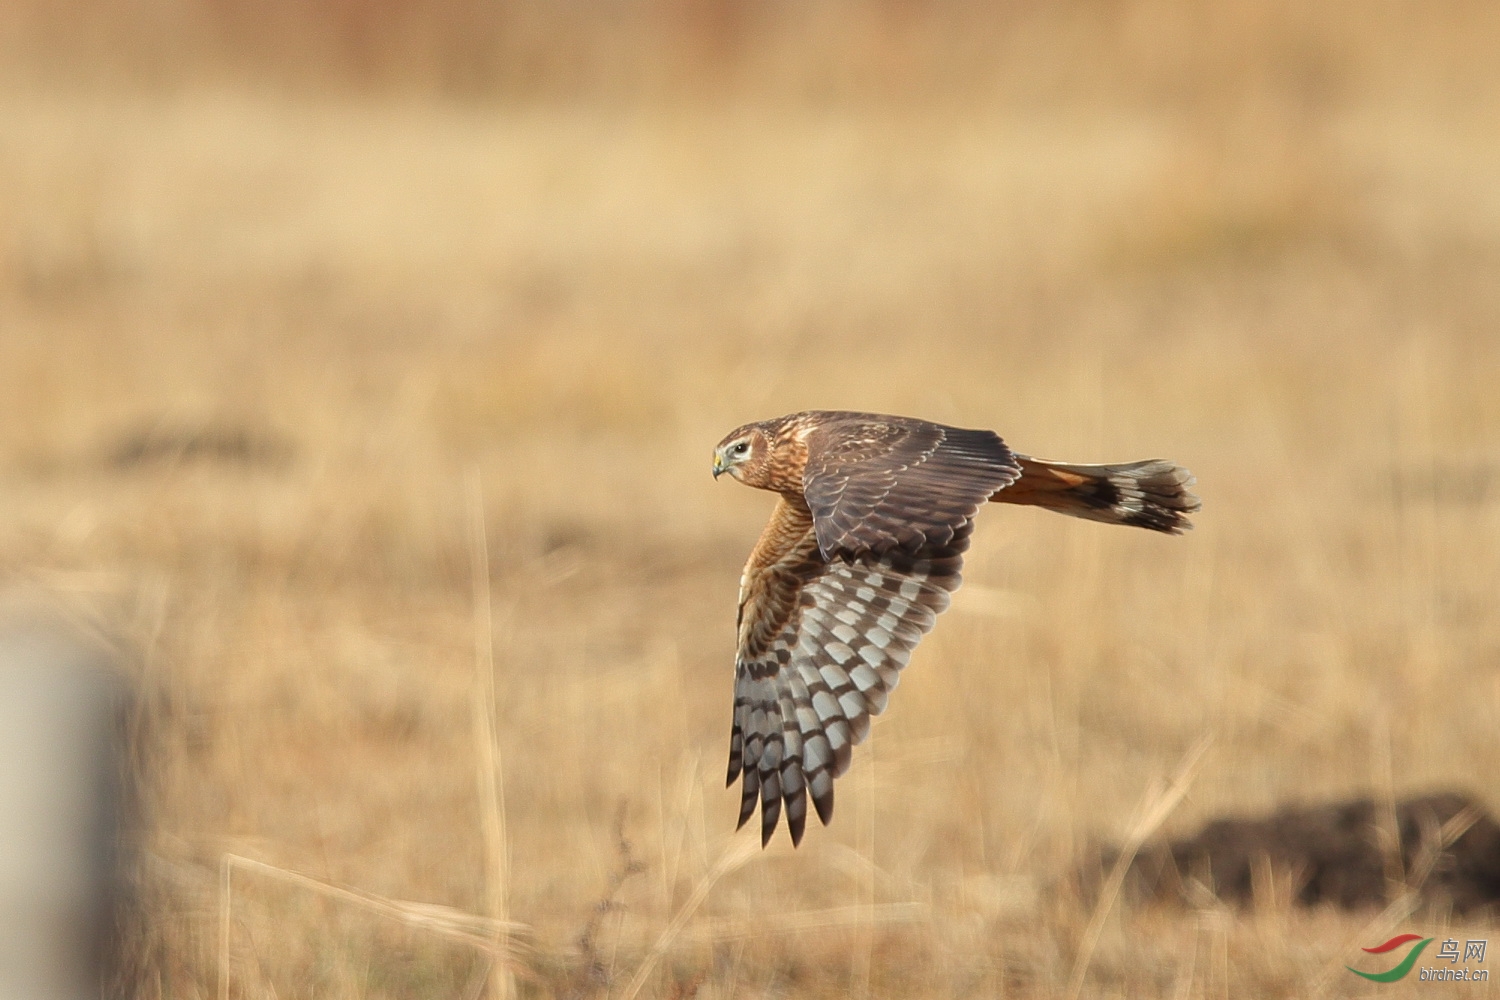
[799,412,1021,557]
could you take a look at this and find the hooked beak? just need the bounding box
[712,453,726,478]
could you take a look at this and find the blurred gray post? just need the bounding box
[0,627,127,1000]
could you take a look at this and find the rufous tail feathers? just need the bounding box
[991,456,1200,534]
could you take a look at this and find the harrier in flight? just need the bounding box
[712,410,1199,846]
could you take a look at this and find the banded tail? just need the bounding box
[991,456,1200,534]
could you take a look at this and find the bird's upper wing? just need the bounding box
[800,414,1020,559]
[729,495,969,846]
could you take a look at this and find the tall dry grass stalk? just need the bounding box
[619,831,761,1000]
[468,470,514,1000]
[1066,735,1213,1000]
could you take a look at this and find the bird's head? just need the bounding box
[712,422,775,487]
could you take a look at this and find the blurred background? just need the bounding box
[1,1,1498,997]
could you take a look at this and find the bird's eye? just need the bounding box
[732,442,750,456]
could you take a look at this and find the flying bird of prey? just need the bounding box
[712,410,1199,846]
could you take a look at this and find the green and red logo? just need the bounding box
[1347,934,1433,983]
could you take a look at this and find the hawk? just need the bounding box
[712,410,1199,846]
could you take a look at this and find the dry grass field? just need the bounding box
[2,3,1499,997]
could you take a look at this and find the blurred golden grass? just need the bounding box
[1,3,1499,997]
